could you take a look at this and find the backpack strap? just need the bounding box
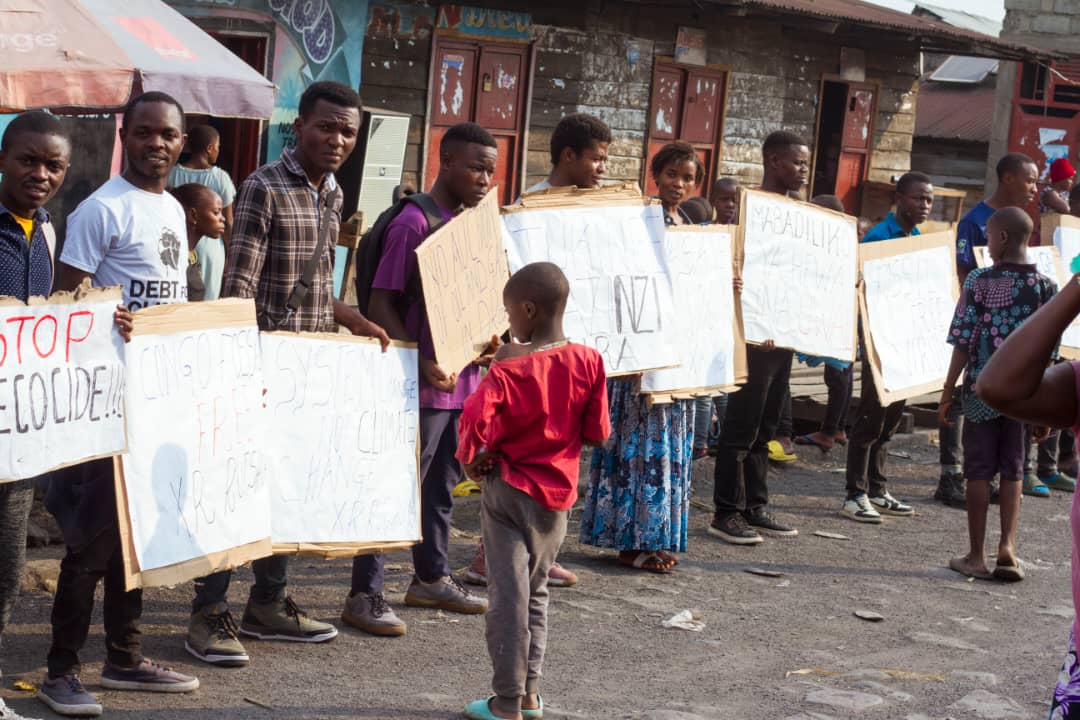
[401,193,448,304]
[406,193,448,234]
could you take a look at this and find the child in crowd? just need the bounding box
[679,196,713,224]
[167,125,236,300]
[458,262,609,720]
[169,184,226,304]
[711,176,739,224]
[941,207,1056,581]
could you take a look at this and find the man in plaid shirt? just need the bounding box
[184,81,390,668]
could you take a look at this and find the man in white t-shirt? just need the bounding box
[38,92,197,719]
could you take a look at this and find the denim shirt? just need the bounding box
[0,203,52,301]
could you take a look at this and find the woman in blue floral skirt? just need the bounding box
[579,142,703,573]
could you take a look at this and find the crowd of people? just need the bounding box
[0,77,1079,720]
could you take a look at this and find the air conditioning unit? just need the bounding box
[334,107,412,301]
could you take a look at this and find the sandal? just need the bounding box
[794,433,833,453]
[617,551,672,574]
[992,561,1025,582]
[464,697,520,720]
[948,555,992,580]
[656,550,680,568]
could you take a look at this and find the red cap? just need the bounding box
[1050,157,1076,183]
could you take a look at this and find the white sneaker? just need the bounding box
[869,491,914,516]
[0,697,43,720]
[841,494,882,524]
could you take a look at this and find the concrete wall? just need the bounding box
[988,0,1080,189]
[359,0,921,194]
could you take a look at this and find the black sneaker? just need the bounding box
[742,508,799,537]
[707,513,763,545]
[934,473,966,508]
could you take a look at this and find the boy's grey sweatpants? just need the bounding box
[481,471,567,706]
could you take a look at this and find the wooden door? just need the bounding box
[643,60,728,197]
[833,84,876,214]
[207,33,267,184]
[425,38,529,204]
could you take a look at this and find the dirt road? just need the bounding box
[1,430,1071,719]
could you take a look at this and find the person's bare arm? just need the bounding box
[1045,191,1071,215]
[332,298,390,350]
[975,277,1080,428]
[55,263,94,293]
[937,346,967,427]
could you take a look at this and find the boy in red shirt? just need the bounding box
[458,262,610,720]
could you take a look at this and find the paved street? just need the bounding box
[1,429,1071,719]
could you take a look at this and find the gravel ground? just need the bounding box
[1,429,1073,719]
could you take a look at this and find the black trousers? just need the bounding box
[822,364,854,437]
[713,347,794,517]
[47,461,141,677]
[351,409,462,594]
[845,355,905,497]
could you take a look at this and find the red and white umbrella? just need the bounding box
[0,0,275,118]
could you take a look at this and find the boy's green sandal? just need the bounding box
[1023,474,1051,498]
[464,696,544,720]
[1040,472,1077,493]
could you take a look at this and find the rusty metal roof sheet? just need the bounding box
[710,0,1063,62]
[915,82,995,142]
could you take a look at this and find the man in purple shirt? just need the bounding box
[342,122,498,636]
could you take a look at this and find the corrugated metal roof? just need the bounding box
[913,3,1002,37]
[914,82,995,142]
[709,0,1062,61]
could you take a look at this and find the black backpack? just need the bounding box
[354,192,447,316]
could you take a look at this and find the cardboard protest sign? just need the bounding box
[641,226,746,400]
[261,332,421,557]
[978,244,1080,360]
[0,285,126,482]
[501,184,679,375]
[414,189,507,376]
[1041,212,1080,257]
[738,189,859,361]
[116,299,272,589]
[859,232,959,404]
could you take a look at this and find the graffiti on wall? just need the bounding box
[175,0,368,160]
[367,2,434,40]
[435,5,531,40]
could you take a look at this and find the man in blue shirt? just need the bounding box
[938,153,1038,508]
[842,172,933,523]
[0,111,71,720]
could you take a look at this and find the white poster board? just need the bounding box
[262,332,421,551]
[738,189,859,361]
[501,188,678,375]
[641,226,746,398]
[0,286,126,482]
[860,232,959,403]
[119,299,271,586]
